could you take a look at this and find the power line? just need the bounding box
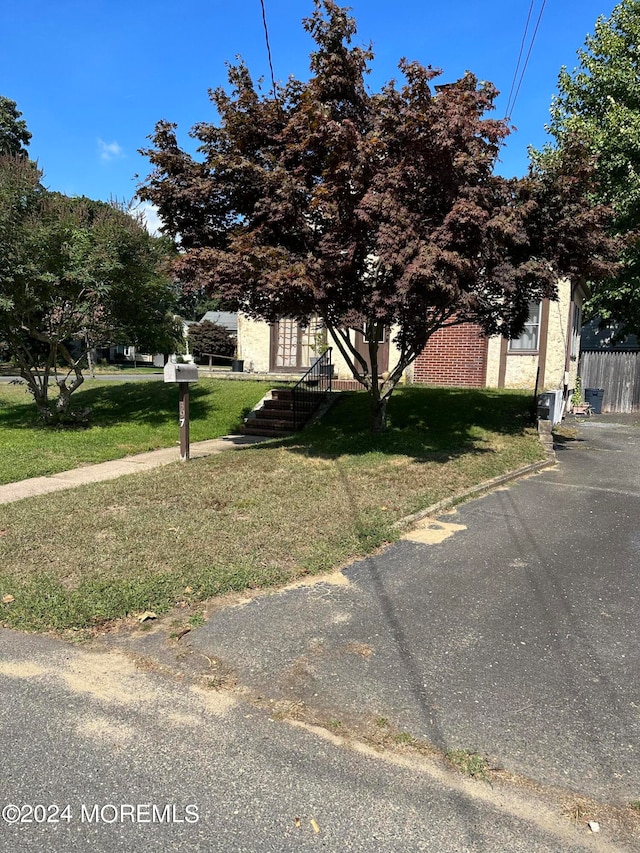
[505,0,548,121]
[504,0,536,120]
[509,0,548,120]
[259,0,278,98]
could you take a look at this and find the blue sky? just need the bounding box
[1,1,618,228]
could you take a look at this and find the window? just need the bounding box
[570,302,581,359]
[272,316,324,371]
[509,302,541,352]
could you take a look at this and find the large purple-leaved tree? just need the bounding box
[140,1,618,431]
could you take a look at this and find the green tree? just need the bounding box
[177,289,237,321]
[0,98,181,421]
[140,1,618,430]
[188,320,235,362]
[0,95,31,157]
[0,177,181,421]
[543,0,640,337]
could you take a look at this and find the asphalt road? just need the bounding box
[0,373,164,383]
[0,630,622,853]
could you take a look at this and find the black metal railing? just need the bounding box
[292,348,333,429]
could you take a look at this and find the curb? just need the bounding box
[395,423,557,530]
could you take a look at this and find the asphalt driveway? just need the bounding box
[188,415,640,805]
[1,628,621,852]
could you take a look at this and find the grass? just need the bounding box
[0,386,545,632]
[0,378,269,484]
[393,732,414,745]
[90,364,163,374]
[445,749,492,781]
[0,362,163,376]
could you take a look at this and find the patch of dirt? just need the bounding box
[0,661,46,678]
[403,517,467,545]
[75,714,136,746]
[344,641,374,658]
[0,647,237,720]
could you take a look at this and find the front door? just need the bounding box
[354,321,389,378]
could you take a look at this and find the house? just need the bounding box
[408,279,585,398]
[237,315,398,385]
[95,344,165,367]
[236,278,586,406]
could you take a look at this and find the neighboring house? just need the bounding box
[579,319,640,413]
[237,279,586,403]
[93,313,201,367]
[199,311,238,337]
[185,311,239,364]
[95,344,165,367]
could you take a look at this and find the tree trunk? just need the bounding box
[31,384,53,422]
[54,373,84,419]
[371,392,389,433]
[85,330,95,380]
[15,356,52,421]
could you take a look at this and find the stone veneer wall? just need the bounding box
[236,314,271,373]
[485,280,578,391]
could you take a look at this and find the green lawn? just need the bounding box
[0,362,162,376]
[0,386,545,632]
[0,378,269,484]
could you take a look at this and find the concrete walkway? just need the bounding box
[0,434,267,505]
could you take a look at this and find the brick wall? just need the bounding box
[413,324,488,387]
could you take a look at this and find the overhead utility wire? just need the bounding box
[505,0,548,121]
[260,0,278,98]
[504,0,536,120]
[508,0,548,120]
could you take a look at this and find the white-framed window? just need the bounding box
[509,302,541,352]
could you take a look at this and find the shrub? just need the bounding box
[188,321,235,363]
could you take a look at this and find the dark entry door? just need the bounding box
[354,322,389,377]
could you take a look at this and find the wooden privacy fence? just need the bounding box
[579,350,640,412]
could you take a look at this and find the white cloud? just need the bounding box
[132,201,164,237]
[98,138,125,161]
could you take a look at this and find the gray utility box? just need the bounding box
[537,389,564,425]
[163,362,199,383]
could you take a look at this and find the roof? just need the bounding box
[580,319,640,352]
[199,311,238,333]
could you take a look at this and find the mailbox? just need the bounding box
[164,361,198,461]
[163,362,199,383]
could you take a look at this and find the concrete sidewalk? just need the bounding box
[177,415,640,806]
[0,434,267,504]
